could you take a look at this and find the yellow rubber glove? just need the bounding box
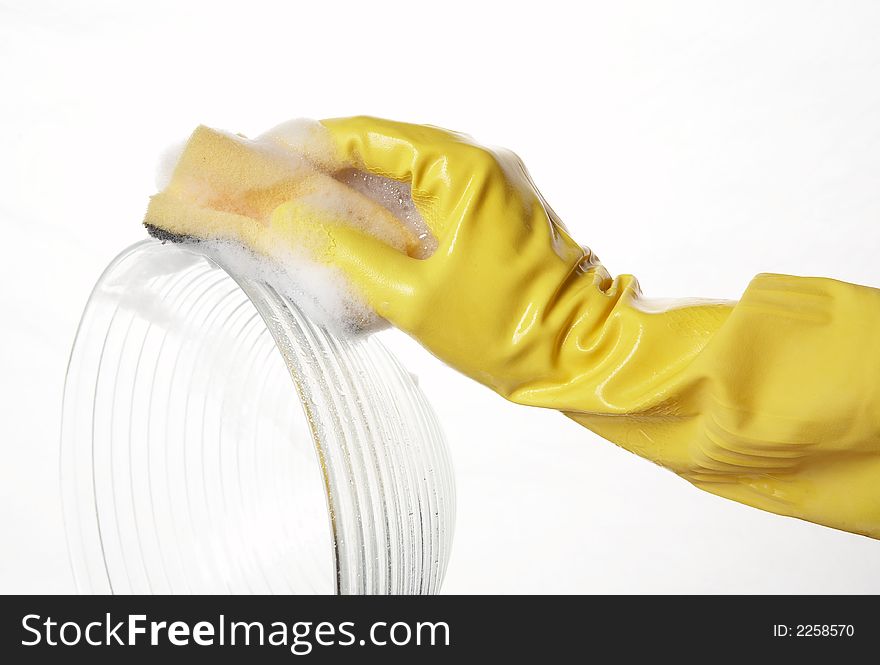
[309,117,880,540]
[145,117,880,539]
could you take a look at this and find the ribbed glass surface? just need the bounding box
[60,240,455,594]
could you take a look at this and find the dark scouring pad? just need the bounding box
[144,223,201,244]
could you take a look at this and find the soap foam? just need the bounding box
[193,238,383,335]
[260,118,336,167]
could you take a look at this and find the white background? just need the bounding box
[2,0,879,593]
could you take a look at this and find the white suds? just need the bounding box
[194,238,383,335]
[260,118,335,166]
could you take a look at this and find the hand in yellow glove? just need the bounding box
[316,117,880,540]
[148,117,880,539]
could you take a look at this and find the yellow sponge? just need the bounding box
[144,125,425,261]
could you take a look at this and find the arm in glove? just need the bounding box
[310,117,880,539]
[148,116,880,539]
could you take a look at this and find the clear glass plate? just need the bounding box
[60,239,455,594]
